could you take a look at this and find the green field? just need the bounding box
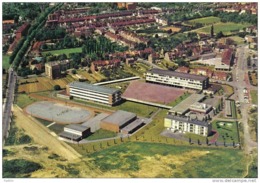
[88,142,247,178]
[85,129,117,141]
[212,121,239,144]
[228,36,245,45]
[250,90,258,105]
[16,94,38,108]
[230,100,237,119]
[193,22,251,35]
[188,16,221,25]
[42,47,82,57]
[3,55,10,70]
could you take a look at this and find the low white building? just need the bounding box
[146,69,209,90]
[164,115,212,136]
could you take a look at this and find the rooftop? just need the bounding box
[102,110,136,126]
[148,68,208,81]
[64,124,90,132]
[59,131,82,141]
[121,119,144,133]
[166,114,209,127]
[69,82,120,95]
[169,94,205,115]
[81,113,109,127]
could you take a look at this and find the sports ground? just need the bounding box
[25,101,93,124]
[122,81,185,105]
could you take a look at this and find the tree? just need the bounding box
[197,139,200,145]
[247,56,251,67]
[72,69,77,74]
[216,31,224,39]
[189,137,191,144]
[210,24,214,38]
[54,85,61,91]
[206,138,209,145]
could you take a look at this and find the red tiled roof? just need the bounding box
[222,48,233,66]
[16,23,30,33]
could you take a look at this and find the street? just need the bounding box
[2,68,17,143]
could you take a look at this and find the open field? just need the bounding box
[230,100,237,119]
[4,140,248,178]
[88,142,247,178]
[18,75,76,93]
[25,101,93,124]
[212,121,239,144]
[16,94,39,108]
[42,47,82,57]
[228,36,245,45]
[13,106,81,160]
[188,16,221,25]
[122,80,185,105]
[250,90,257,105]
[160,26,182,33]
[193,22,251,35]
[3,55,10,69]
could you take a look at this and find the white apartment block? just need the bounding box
[164,115,212,136]
[67,82,121,106]
[146,69,209,90]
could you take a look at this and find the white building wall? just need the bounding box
[146,72,204,90]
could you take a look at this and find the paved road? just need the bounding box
[230,45,257,153]
[2,68,17,143]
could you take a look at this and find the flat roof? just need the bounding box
[102,110,136,126]
[81,113,109,127]
[69,81,119,95]
[148,68,208,81]
[121,119,144,133]
[59,131,82,140]
[64,124,90,132]
[166,114,209,127]
[169,94,205,115]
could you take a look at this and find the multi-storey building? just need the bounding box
[164,115,212,136]
[146,69,209,90]
[45,60,71,79]
[66,82,121,106]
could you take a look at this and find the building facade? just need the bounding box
[66,82,121,106]
[45,60,71,79]
[164,115,212,136]
[146,69,209,90]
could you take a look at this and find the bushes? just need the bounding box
[54,85,61,91]
[3,159,43,178]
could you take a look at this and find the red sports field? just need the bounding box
[122,81,185,104]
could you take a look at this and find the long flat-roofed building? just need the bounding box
[164,115,212,136]
[146,68,209,90]
[67,82,121,106]
[100,110,137,132]
[59,124,91,141]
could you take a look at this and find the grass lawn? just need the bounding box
[188,16,221,25]
[3,55,10,70]
[114,101,158,118]
[193,22,251,35]
[222,84,234,98]
[85,129,117,141]
[34,117,52,126]
[168,92,191,106]
[230,100,237,119]
[16,94,38,108]
[212,121,239,144]
[42,47,82,57]
[228,36,245,45]
[250,90,257,105]
[88,142,247,178]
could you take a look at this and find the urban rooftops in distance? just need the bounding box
[148,68,208,81]
[69,81,120,95]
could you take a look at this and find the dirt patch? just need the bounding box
[13,106,81,161]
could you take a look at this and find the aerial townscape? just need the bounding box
[2,2,258,179]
